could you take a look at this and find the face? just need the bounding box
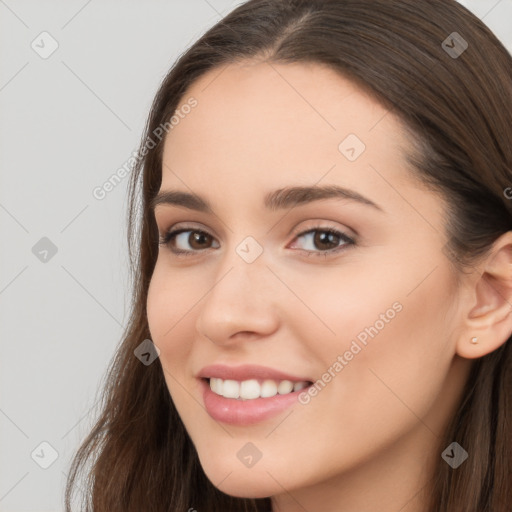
[146,60,473,503]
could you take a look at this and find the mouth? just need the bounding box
[196,363,316,425]
[199,377,315,425]
[201,377,314,401]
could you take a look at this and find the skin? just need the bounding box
[146,60,512,512]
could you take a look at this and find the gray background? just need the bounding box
[0,1,510,510]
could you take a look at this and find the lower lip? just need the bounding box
[200,378,311,426]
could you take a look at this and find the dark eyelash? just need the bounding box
[158,228,212,256]
[294,226,355,258]
[158,225,356,258]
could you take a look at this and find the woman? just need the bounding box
[65,0,512,510]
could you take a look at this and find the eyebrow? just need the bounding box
[150,184,384,213]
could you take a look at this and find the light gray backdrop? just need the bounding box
[1,1,511,511]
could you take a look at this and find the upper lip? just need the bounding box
[197,364,312,383]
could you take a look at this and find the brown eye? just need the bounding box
[188,231,213,249]
[290,226,355,257]
[159,225,355,258]
[159,228,219,255]
[313,230,342,251]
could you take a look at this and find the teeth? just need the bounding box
[278,380,294,394]
[261,380,278,398]
[208,378,310,400]
[293,381,308,391]
[221,379,240,399]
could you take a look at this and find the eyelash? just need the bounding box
[158,224,356,258]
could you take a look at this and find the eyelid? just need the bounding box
[288,219,356,240]
[158,220,356,258]
[159,219,355,240]
[287,224,356,255]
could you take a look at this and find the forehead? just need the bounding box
[160,60,411,198]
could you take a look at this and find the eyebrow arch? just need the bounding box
[150,184,384,213]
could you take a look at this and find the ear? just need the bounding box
[456,231,512,359]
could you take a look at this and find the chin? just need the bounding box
[200,459,283,499]
[218,483,273,500]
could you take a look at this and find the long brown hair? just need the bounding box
[65,1,512,510]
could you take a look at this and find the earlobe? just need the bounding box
[455,231,512,360]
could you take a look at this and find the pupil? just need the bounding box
[316,231,338,249]
[187,231,339,251]
[192,232,209,248]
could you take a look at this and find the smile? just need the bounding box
[208,377,311,400]
[200,378,314,425]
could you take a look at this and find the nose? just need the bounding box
[195,250,280,346]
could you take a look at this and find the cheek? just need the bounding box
[146,264,202,417]
[146,263,196,365]
[290,254,458,438]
